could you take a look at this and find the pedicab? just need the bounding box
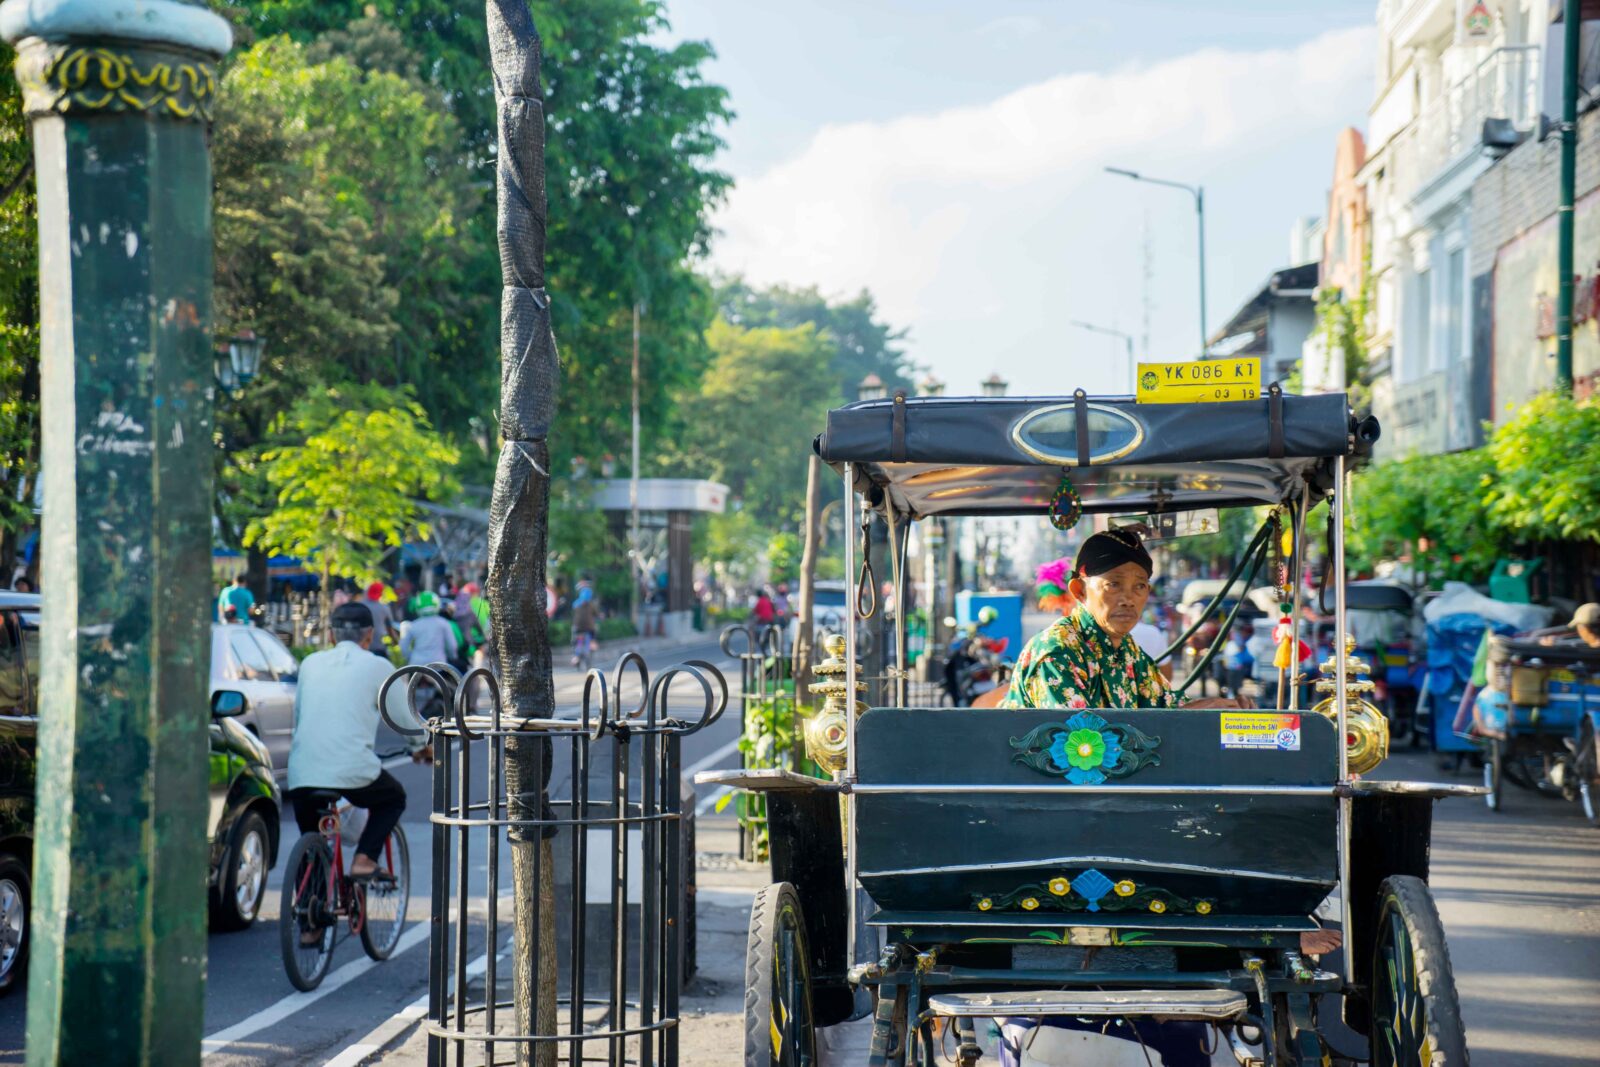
[699,386,1480,1066]
[1474,632,1600,819]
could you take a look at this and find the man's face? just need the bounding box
[1071,561,1152,640]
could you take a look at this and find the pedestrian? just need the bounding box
[217,574,253,624]
[439,600,472,673]
[1130,609,1170,679]
[773,582,791,623]
[1223,622,1254,698]
[571,578,599,668]
[363,581,397,649]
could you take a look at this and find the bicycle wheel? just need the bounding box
[359,823,411,960]
[280,833,336,991]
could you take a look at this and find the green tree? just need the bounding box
[1485,392,1600,544]
[1348,448,1506,584]
[719,279,914,401]
[0,49,38,582]
[767,531,801,584]
[669,318,837,529]
[235,1,734,475]
[244,384,460,595]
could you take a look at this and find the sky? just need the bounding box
[661,0,1380,395]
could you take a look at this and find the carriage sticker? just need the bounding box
[1219,712,1301,751]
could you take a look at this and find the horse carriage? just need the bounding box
[701,387,1480,1066]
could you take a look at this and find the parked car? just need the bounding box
[0,593,282,994]
[212,621,300,768]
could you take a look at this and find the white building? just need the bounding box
[1358,0,1546,456]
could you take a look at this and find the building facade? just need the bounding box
[1358,0,1550,457]
[1303,129,1370,395]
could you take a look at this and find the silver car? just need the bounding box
[211,623,299,769]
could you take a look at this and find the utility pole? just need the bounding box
[631,300,642,626]
[1,0,232,1061]
[1556,0,1580,394]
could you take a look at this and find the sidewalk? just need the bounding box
[361,814,764,1065]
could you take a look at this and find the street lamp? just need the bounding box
[918,374,945,397]
[215,329,266,393]
[1069,320,1135,392]
[858,373,887,401]
[981,372,1009,398]
[1105,166,1208,357]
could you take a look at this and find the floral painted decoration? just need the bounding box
[1011,711,1161,785]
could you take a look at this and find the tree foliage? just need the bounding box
[667,318,837,529]
[244,384,460,583]
[1485,392,1600,544]
[1348,448,1506,583]
[718,279,915,402]
[234,1,734,474]
[0,49,38,580]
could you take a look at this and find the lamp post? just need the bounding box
[1106,166,1208,357]
[2,0,233,1058]
[981,372,1009,397]
[858,373,887,401]
[918,374,945,397]
[1070,320,1135,392]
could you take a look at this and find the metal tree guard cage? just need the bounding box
[381,655,728,1066]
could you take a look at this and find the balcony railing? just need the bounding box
[1394,44,1541,202]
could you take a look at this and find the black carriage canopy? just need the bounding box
[815,390,1378,519]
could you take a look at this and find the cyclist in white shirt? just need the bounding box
[286,602,431,879]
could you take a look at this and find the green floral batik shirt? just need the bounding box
[1001,607,1178,710]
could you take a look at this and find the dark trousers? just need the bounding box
[289,770,406,862]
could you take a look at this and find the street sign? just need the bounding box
[1135,358,1260,404]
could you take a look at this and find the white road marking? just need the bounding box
[200,923,428,1058]
[321,942,504,1067]
[695,786,734,816]
[682,735,741,779]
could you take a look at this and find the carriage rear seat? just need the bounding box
[927,988,1248,1021]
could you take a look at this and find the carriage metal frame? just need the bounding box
[702,388,1481,1066]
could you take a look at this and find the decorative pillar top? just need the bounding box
[0,0,233,57]
[2,0,231,121]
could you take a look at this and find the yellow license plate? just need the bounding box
[1136,359,1260,404]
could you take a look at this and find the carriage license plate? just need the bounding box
[1220,712,1301,751]
[1136,358,1260,403]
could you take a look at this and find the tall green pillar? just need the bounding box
[0,1,232,1061]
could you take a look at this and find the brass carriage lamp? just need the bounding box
[1312,634,1391,775]
[805,633,868,776]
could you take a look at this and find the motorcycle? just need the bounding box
[941,611,1013,706]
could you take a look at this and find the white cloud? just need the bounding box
[710,27,1375,393]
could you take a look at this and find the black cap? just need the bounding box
[331,602,374,628]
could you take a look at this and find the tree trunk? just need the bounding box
[487,3,560,1062]
[792,454,824,702]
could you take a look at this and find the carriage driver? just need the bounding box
[999,528,1342,959]
[1000,528,1239,712]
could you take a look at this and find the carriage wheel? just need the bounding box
[745,883,816,1067]
[1370,876,1468,1067]
[1483,739,1502,811]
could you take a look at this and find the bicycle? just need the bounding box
[572,629,597,671]
[279,787,411,992]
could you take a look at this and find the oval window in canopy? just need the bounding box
[1010,403,1145,465]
